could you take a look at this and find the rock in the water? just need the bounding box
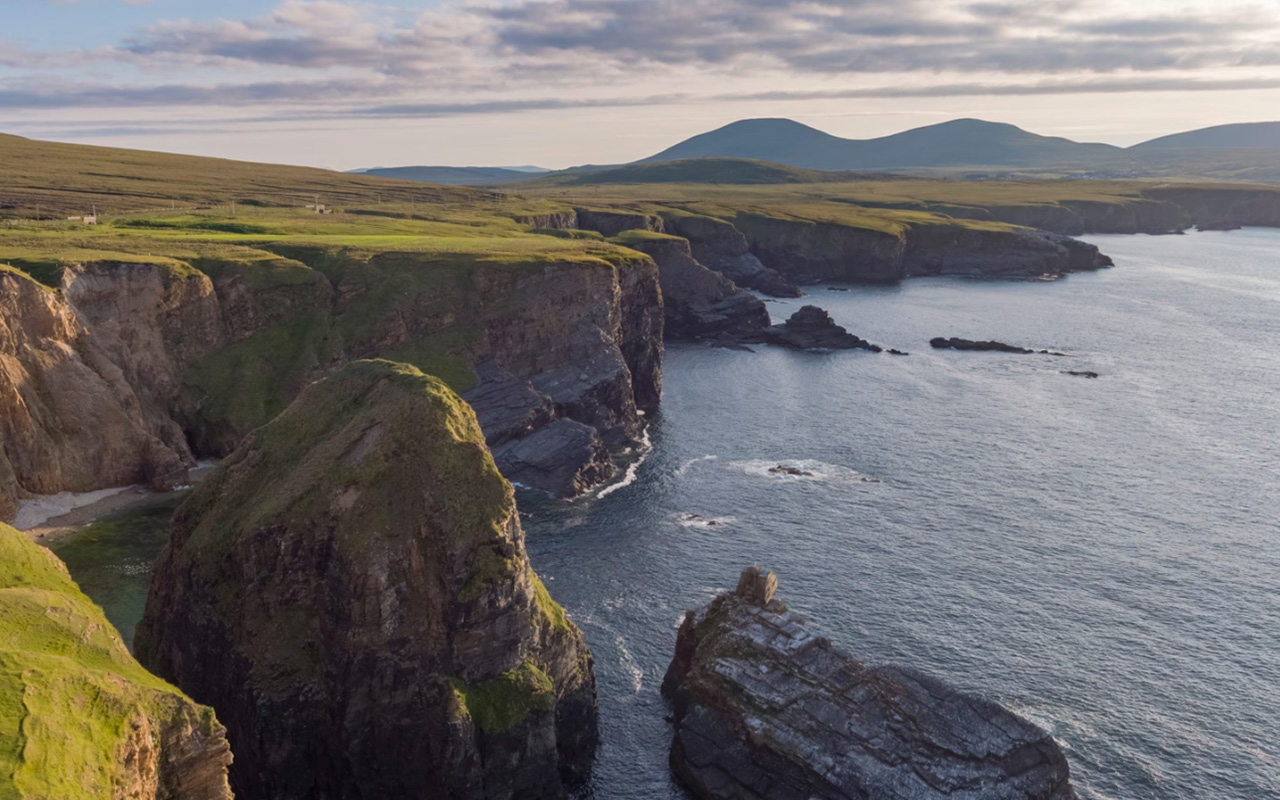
[135,360,598,800]
[931,337,1067,356]
[662,567,1078,800]
[1063,370,1100,378]
[0,522,234,800]
[749,305,882,352]
[767,465,815,478]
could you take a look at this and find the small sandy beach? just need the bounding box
[18,462,219,547]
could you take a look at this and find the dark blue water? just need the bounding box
[56,230,1279,799]
[522,229,1280,800]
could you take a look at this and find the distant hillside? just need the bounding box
[641,118,1127,171]
[518,158,898,187]
[361,165,546,186]
[1134,122,1280,149]
[0,133,486,217]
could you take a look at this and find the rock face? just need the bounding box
[1,245,663,519]
[732,214,1112,283]
[0,265,211,519]
[662,567,1078,800]
[619,235,770,339]
[931,337,1066,356]
[748,306,882,352]
[135,360,599,800]
[659,213,803,297]
[0,521,233,800]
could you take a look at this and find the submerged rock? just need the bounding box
[136,360,598,799]
[662,566,1078,800]
[0,522,233,800]
[749,306,882,352]
[931,337,1067,356]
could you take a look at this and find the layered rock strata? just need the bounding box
[1,246,662,517]
[135,360,599,800]
[662,566,1078,800]
[0,264,211,519]
[0,521,233,800]
[615,234,770,339]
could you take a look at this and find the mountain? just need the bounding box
[360,165,549,185]
[516,158,895,188]
[641,118,1127,171]
[1133,121,1280,149]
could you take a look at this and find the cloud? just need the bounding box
[4,0,1280,113]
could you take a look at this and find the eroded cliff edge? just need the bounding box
[1,241,662,518]
[134,360,598,800]
[661,567,1077,800]
[0,521,233,800]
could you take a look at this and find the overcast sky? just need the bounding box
[4,0,1280,169]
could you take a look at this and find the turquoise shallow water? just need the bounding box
[59,229,1280,799]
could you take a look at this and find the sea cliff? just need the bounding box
[135,360,598,799]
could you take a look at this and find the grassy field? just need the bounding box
[0,132,565,219]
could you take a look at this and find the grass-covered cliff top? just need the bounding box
[512,174,1175,236]
[0,522,223,799]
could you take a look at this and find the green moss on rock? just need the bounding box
[451,661,555,734]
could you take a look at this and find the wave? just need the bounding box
[675,454,718,477]
[597,428,653,498]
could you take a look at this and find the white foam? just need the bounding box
[729,459,883,485]
[597,429,652,498]
[675,454,718,477]
[673,512,737,529]
[615,633,644,693]
[12,486,134,531]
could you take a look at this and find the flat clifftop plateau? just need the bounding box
[0,206,665,513]
[661,566,1078,800]
[135,360,598,800]
[0,521,233,800]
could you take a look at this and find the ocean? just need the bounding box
[59,229,1280,800]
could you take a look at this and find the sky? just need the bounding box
[3,0,1280,170]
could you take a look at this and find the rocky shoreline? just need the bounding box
[662,567,1079,800]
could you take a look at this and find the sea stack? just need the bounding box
[135,359,598,799]
[662,566,1078,800]
[0,522,234,800]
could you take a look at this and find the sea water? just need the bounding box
[59,229,1280,800]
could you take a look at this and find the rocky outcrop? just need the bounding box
[931,337,1067,356]
[0,266,204,518]
[619,234,770,339]
[574,208,665,238]
[1143,187,1280,229]
[662,566,1077,800]
[729,213,1111,283]
[903,228,1112,277]
[746,305,881,352]
[925,199,1192,236]
[659,213,802,297]
[0,520,233,800]
[135,360,599,799]
[2,241,664,517]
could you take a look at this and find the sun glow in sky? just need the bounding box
[3,0,1280,169]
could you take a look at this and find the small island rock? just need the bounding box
[662,566,1078,800]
